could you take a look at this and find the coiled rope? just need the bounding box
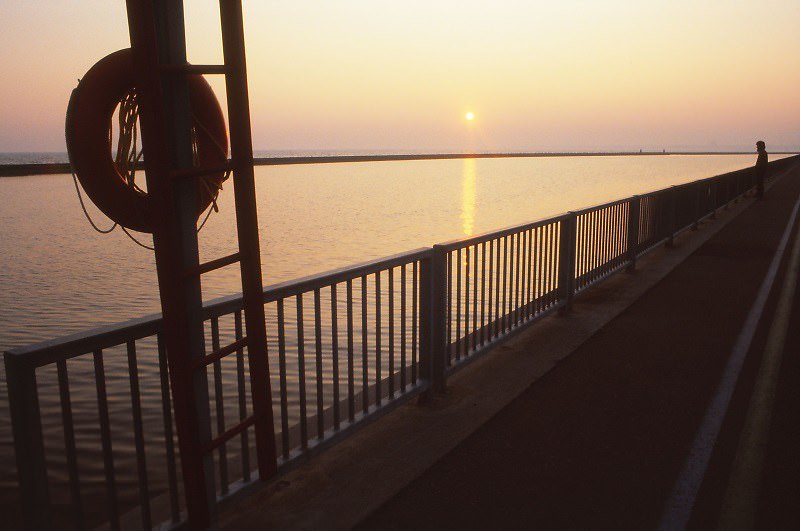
[71,88,224,249]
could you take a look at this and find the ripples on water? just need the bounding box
[0,154,773,526]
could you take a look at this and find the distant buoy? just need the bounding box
[66,48,228,233]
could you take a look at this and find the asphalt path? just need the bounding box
[358,163,800,530]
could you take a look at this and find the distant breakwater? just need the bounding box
[2,151,796,178]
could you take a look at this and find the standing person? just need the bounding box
[755,140,768,199]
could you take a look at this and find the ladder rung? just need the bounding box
[188,252,242,277]
[160,63,227,75]
[205,415,256,453]
[170,161,233,180]
[194,337,248,370]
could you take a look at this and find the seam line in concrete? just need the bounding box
[658,195,800,531]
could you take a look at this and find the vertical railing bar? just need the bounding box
[607,205,614,270]
[210,318,228,495]
[512,232,518,324]
[604,207,610,271]
[580,215,587,288]
[401,264,407,391]
[551,223,558,307]
[375,271,382,407]
[446,252,452,364]
[412,261,418,384]
[388,267,395,398]
[361,275,369,413]
[126,340,152,526]
[550,223,557,306]
[613,204,619,267]
[501,236,508,332]
[480,242,487,345]
[574,216,580,289]
[586,211,593,282]
[533,227,540,314]
[527,228,534,313]
[234,310,252,475]
[331,284,341,430]
[93,349,119,529]
[464,246,470,355]
[593,210,600,281]
[296,294,308,449]
[157,334,181,522]
[472,244,478,351]
[603,207,609,272]
[620,203,627,265]
[456,248,462,361]
[520,230,528,322]
[57,359,84,530]
[506,235,512,330]
[488,239,495,338]
[497,237,503,333]
[523,229,530,320]
[602,207,609,274]
[514,231,521,325]
[543,225,551,308]
[276,302,290,459]
[314,288,324,440]
[346,280,355,421]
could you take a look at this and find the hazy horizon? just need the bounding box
[1,1,798,153]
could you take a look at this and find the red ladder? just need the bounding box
[125,1,276,527]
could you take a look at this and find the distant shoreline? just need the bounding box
[2,151,798,177]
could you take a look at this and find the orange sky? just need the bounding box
[1,0,798,152]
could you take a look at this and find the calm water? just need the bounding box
[0,154,775,526]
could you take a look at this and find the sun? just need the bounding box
[465,111,475,121]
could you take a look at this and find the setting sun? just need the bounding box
[465,111,475,121]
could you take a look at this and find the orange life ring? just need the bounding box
[66,48,228,234]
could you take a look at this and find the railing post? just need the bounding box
[419,246,447,396]
[692,183,701,231]
[558,213,577,312]
[666,186,677,248]
[710,181,718,219]
[4,354,52,530]
[627,196,640,272]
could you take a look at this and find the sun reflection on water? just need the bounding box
[461,158,477,236]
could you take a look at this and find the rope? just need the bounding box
[121,226,155,250]
[71,170,117,233]
[71,88,227,247]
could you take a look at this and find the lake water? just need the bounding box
[0,154,778,527]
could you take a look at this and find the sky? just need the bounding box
[0,0,798,153]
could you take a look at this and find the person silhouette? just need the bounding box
[755,140,768,199]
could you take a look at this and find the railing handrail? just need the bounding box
[5,157,788,366]
[4,247,433,366]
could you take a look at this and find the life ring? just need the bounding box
[66,48,228,234]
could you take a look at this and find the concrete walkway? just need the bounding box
[221,159,800,530]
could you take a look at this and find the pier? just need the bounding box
[3,156,798,529]
[220,158,800,530]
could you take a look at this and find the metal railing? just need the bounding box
[5,156,796,529]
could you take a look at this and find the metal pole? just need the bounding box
[558,213,577,312]
[4,356,51,530]
[125,0,215,526]
[666,186,677,248]
[420,247,447,397]
[627,196,640,272]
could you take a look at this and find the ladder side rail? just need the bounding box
[218,0,279,480]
